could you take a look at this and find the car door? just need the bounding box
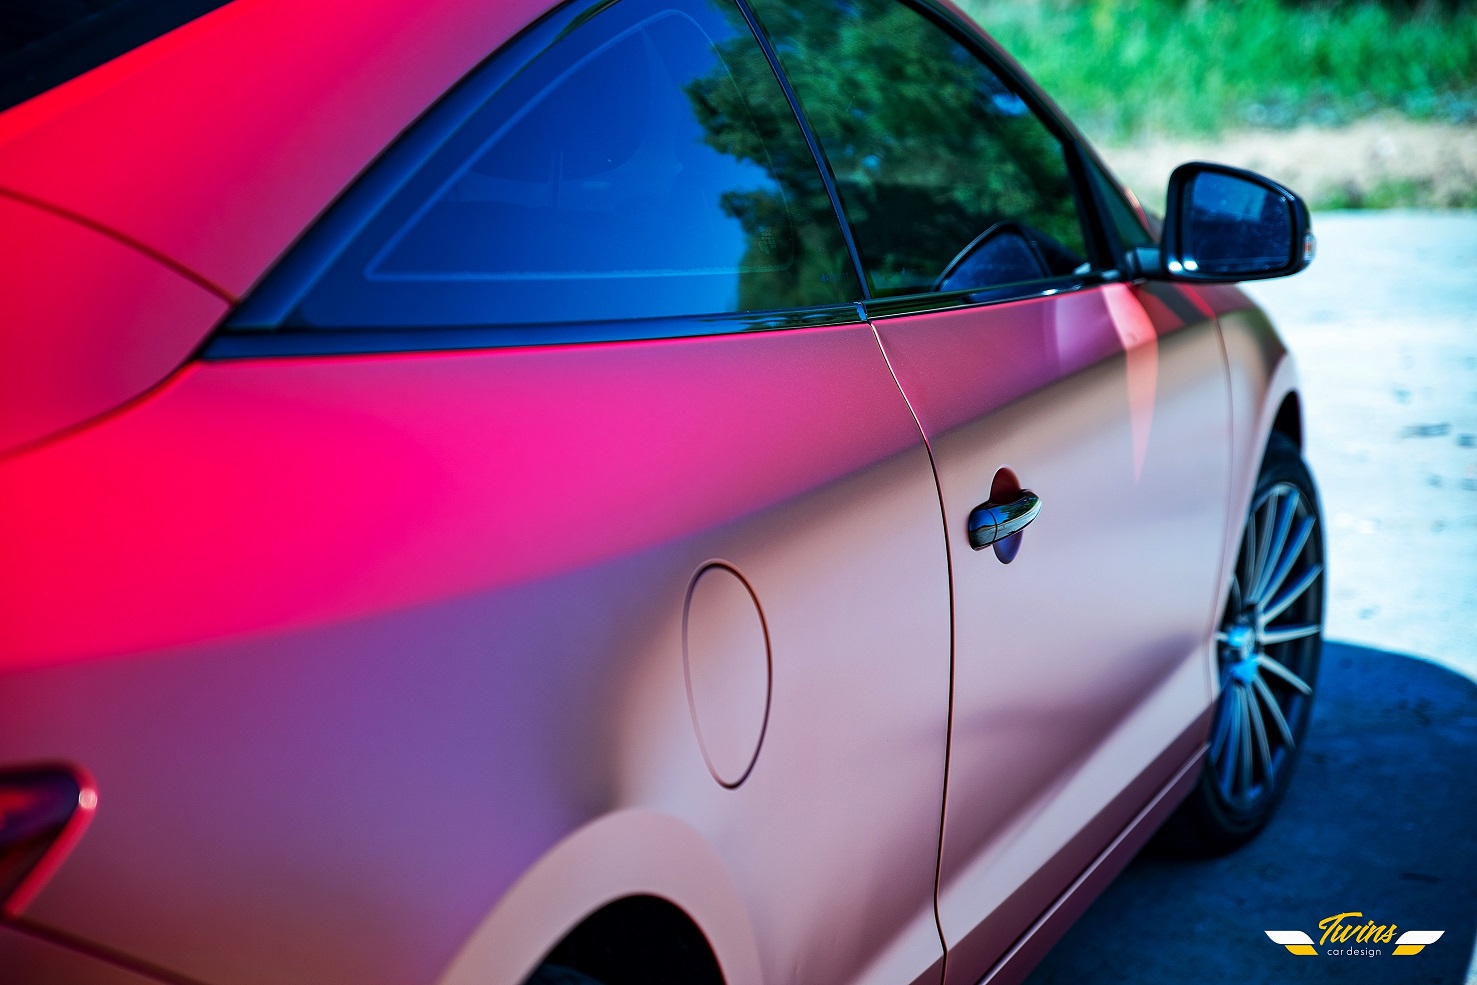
[0,2,952,984]
[746,0,1232,979]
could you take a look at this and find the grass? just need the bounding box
[1315,174,1477,208]
[960,0,1477,143]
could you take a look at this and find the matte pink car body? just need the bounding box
[0,2,1305,984]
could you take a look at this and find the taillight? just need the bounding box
[0,765,96,916]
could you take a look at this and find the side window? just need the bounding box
[748,0,1098,299]
[285,0,860,330]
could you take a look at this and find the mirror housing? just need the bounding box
[1155,162,1314,283]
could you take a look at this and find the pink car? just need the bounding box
[0,1,1322,984]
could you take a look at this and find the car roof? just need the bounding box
[0,0,549,300]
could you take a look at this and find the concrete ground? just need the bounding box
[1026,642,1477,985]
[1245,211,1477,680]
[1025,212,1477,984]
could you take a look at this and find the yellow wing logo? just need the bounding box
[1392,931,1445,956]
[1265,931,1318,955]
[1267,927,1445,956]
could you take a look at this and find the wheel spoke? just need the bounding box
[1251,489,1298,604]
[1261,563,1323,623]
[1248,683,1273,779]
[1258,653,1313,695]
[1210,686,1235,761]
[1228,573,1243,615]
[1260,622,1320,646]
[1238,687,1254,795]
[1257,515,1315,609]
[1249,491,1278,594]
[1240,509,1258,593]
[1253,674,1295,747]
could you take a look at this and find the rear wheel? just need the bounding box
[519,896,725,985]
[528,967,606,985]
[1160,432,1325,855]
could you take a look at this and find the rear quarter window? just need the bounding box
[270,0,861,331]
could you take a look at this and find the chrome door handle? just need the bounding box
[968,490,1041,550]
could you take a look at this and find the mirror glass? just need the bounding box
[1182,171,1293,276]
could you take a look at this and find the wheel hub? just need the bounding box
[1224,621,1256,661]
[1223,621,1260,684]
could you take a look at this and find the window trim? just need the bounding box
[204,304,865,359]
[861,271,1119,322]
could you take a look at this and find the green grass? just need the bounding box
[1314,175,1477,208]
[961,0,1477,141]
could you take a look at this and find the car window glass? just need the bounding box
[747,0,1096,299]
[292,0,860,330]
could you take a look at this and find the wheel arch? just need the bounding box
[434,809,762,985]
[1270,391,1303,450]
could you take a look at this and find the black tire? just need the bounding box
[528,967,607,985]
[1158,431,1325,856]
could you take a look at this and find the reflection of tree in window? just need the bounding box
[322,0,860,328]
[377,16,793,282]
[686,7,860,311]
[747,0,1090,297]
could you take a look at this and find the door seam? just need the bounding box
[868,320,956,985]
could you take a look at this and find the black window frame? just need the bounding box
[207,0,1137,360]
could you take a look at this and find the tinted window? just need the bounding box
[290,0,859,330]
[0,0,233,113]
[748,0,1095,299]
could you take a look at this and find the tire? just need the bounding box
[1158,431,1325,856]
[527,967,607,985]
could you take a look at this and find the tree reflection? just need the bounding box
[697,0,1088,298]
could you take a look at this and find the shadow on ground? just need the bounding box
[1025,642,1477,985]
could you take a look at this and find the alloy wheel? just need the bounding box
[1210,480,1324,812]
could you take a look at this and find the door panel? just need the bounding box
[873,280,1229,983]
[0,323,951,985]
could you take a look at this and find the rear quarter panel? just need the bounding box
[0,325,952,985]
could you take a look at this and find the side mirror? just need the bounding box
[1158,162,1315,282]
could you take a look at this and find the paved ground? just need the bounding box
[1026,642,1477,985]
[1245,211,1477,680]
[1025,212,1477,984]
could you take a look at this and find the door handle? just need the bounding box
[968,490,1042,551]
